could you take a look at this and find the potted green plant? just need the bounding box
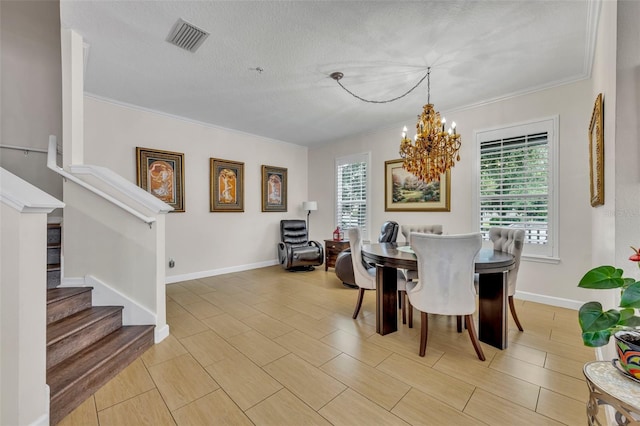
[578,247,640,379]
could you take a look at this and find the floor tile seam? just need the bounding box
[506,339,596,364]
[318,352,412,403]
[229,320,295,346]
[225,380,285,414]
[253,374,338,416]
[145,351,223,407]
[487,358,589,393]
[168,294,209,307]
[93,379,157,413]
[536,384,589,406]
[376,360,476,413]
[89,394,100,425]
[274,327,339,350]
[533,387,584,426]
[430,362,540,411]
[168,387,251,424]
[459,386,492,426]
[141,346,190,370]
[336,386,409,423]
[96,388,170,423]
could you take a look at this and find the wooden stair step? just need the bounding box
[48,325,154,425]
[47,287,93,324]
[47,306,124,369]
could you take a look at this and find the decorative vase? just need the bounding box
[614,330,640,380]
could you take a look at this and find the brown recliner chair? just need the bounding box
[334,221,399,287]
[277,220,324,271]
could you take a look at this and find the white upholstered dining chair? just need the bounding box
[407,232,485,360]
[487,227,526,331]
[399,224,443,285]
[348,227,409,321]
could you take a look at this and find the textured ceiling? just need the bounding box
[60,0,598,147]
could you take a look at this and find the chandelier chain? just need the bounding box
[333,68,430,104]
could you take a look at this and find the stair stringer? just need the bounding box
[60,275,169,343]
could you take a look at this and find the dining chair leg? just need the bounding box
[352,288,366,319]
[508,295,524,331]
[465,315,486,361]
[419,312,429,357]
[407,299,413,328]
[400,290,406,324]
[456,315,462,333]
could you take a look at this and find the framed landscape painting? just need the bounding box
[384,159,450,212]
[261,165,287,212]
[136,147,185,212]
[210,158,244,212]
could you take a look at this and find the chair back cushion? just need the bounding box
[489,227,525,295]
[409,232,481,315]
[348,227,376,290]
[400,225,443,244]
[280,220,308,246]
[378,221,399,243]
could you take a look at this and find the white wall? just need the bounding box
[614,0,640,276]
[0,0,63,201]
[591,0,617,270]
[309,79,597,307]
[82,97,309,281]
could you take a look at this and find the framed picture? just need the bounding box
[261,165,287,212]
[385,159,450,212]
[210,158,244,212]
[136,147,185,212]
[589,93,604,207]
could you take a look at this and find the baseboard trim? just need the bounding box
[60,275,160,327]
[166,259,279,284]
[515,290,582,310]
[154,324,170,343]
[31,385,49,426]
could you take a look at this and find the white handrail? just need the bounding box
[0,144,48,154]
[47,135,156,227]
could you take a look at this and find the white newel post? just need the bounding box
[0,168,65,426]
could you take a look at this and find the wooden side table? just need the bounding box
[324,239,350,271]
[583,361,640,425]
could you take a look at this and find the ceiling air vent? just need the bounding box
[166,18,209,53]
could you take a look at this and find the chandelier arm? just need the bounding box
[333,69,430,104]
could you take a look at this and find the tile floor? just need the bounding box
[58,265,599,425]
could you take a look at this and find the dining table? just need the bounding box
[361,242,515,350]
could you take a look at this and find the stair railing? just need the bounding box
[47,135,156,227]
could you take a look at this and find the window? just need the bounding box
[475,117,558,259]
[336,153,370,240]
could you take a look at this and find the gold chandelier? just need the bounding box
[399,67,461,182]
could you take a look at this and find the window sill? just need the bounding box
[522,254,561,264]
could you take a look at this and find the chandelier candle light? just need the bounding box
[399,67,461,183]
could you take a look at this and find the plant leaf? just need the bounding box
[578,302,620,332]
[620,282,640,308]
[582,330,612,347]
[622,278,637,289]
[578,266,624,289]
[620,315,640,328]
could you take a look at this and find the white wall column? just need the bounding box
[0,169,64,426]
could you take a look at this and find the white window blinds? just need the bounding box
[476,117,558,259]
[336,153,369,238]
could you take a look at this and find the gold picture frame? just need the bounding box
[136,147,185,212]
[210,158,244,212]
[589,93,604,207]
[261,165,287,212]
[385,159,450,212]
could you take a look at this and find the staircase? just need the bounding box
[46,287,154,425]
[47,221,62,288]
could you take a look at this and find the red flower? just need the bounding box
[630,246,640,262]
